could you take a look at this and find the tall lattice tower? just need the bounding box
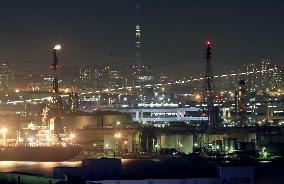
[204,41,219,131]
[51,44,64,134]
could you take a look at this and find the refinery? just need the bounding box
[0,1,283,184]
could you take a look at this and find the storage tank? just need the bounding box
[223,138,237,151]
[160,135,176,149]
[177,134,193,153]
[104,134,116,149]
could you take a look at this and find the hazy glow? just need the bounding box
[54,44,61,50]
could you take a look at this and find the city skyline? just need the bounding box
[0,0,283,78]
[0,1,283,182]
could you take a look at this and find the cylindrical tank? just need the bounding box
[223,138,237,151]
[160,135,176,149]
[177,135,193,153]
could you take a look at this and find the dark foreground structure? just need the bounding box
[1,158,284,184]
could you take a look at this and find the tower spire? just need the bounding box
[203,41,218,131]
[135,0,142,67]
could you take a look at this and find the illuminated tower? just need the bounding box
[204,41,214,100]
[131,0,153,84]
[51,45,61,111]
[51,44,63,134]
[203,41,219,131]
[135,1,142,68]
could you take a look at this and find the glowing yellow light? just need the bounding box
[70,133,76,139]
[196,94,201,100]
[114,133,121,139]
[54,44,61,50]
[15,89,20,93]
[27,137,34,142]
[1,128,8,139]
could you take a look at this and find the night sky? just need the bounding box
[0,0,283,77]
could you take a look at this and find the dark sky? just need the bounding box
[0,0,283,77]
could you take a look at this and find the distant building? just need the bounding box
[0,62,14,93]
[158,71,168,83]
[59,65,80,89]
[92,66,125,89]
[215,59,283,93]
[244,59,282,92]
[131,64,153,84]
[79,66,93,89]
[109,69,125,88]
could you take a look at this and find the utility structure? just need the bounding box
[234,80,247,126]
[135,0,142,69]
[51,44,63,134]
[131,0,153,85]
[131,0,143,85]
[203,41,219,131]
